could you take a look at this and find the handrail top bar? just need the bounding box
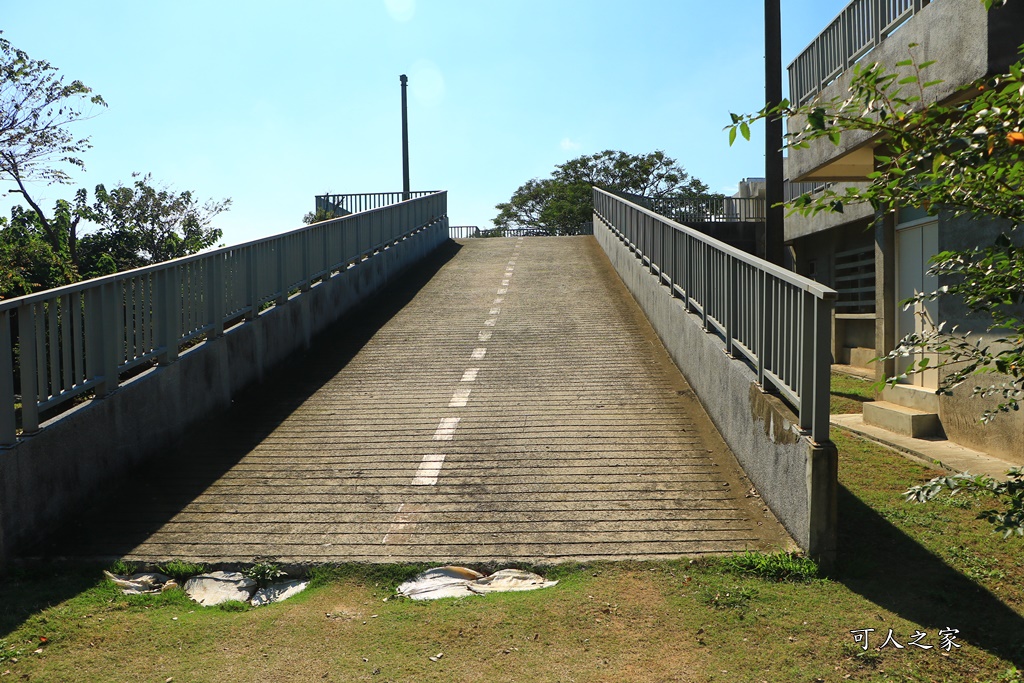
[316,190,441,196]
[0,190,448,312]
[595,188,837,300]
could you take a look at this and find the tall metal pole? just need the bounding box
[400,74,410,201]
[765,0,785,266]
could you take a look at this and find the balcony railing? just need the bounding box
[788,0,932,105]
[593,188,836,443]
[1,191,448,446]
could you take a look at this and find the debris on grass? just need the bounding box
[250,579,309,606]
[397,566,558,601]
[103,571,177,594]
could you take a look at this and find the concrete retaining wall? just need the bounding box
[0,220,449,564]
[595,216,837,564]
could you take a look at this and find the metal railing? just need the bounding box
[666,197,766,223]
[788,0,932,105]
[315,191,438,217]
[1,191,448,446]
[449,225,484,239]
[450,225,595,239]
[593,188,836,443]
[612,190,766,223]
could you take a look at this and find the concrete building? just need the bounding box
[784,0,1024,462]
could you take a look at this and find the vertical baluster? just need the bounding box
[1,311,16,445]
[19,304,40,432]
[800,291,815,433]
[275,240,286,305]
[112,281,124,368]
[155,267,180,364]
[129,277,139,359]
[60,295,72,394]
[34,303,47,403]
[758,272,769,387]
[101,281,121,394]
[208,254,224,339]
[72,292,84,384]
[47,298,60,399]
[246,246,258,320]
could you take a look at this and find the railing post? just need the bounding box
[726,257,738,357]
[757,272,766,387]
[799,291,817,435]
[276,242,287,305]
[1,311,17,445]
[683,233,692,311]
[17,304,40,433]
[811,295,833,442]
[101,282,121,395]
[246,246,258,320]
[207,254,224,340]
[301,229,312,291]
[156,267,180,364]
[701,244,710,330]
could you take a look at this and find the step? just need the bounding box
[862,401,943,439]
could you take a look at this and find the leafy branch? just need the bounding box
[904,467,1024,538]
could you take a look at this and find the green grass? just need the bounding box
[155,560,208,583]
[831,370,877,414]
[0,379,1021,681]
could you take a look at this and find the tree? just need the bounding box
[726,43,1024,422]
[494,150,715,236]
[0,212,70,298]
[77,173,230,276]
[302,207,341,224]
[0,34,105,270]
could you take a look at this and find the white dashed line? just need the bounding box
[501,279,510,286]
[433,417,460,440]
[484,318,496,327]
[471,348,487,360]
[478,330,492,341]
[497,288,508,294]
[461,368,479,382]
[493,298,504,304]
[412,454,447,486]
[449,387,472,407]
[489,307,501,315]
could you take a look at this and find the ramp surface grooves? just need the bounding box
[41,237,791,564]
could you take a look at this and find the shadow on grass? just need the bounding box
[18,239,464,566]
[835,483,1024,667]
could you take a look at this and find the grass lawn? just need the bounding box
[831,371,877,415]
[1,377,1021,682]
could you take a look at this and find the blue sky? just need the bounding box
[2,0,847,245]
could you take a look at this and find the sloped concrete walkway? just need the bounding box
[39,237,791,564]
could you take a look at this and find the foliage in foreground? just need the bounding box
[905,466,1024,538]
[726,15,1024,422]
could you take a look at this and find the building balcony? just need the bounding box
[786,0,1024,182]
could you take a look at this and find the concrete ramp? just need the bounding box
[35,237,792,564]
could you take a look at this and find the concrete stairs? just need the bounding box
[862,400,943,438]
